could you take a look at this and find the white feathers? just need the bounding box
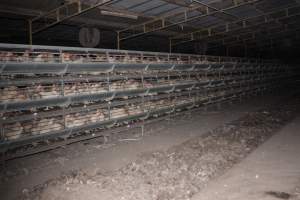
[0,86,27,102]
[65,109,106,128]
[4,122,23,140]
[30,118,63,135]
[110,107,128,118]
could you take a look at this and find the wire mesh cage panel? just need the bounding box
[0,43,295,150]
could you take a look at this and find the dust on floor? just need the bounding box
[19,100,299,200]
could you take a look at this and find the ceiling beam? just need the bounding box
[223,26,299,47]
[30,0,114,34]
[64,0,155,19]
[206,15,300,47]
[170,4,300,46]
[118,0,260,42]
[160,0,194,7]
[0,5,186,43]
[0,3,185,39]
[0,4,133,29]
[249,1,289,30]
[193,0,240,21]
[208,27,300,50]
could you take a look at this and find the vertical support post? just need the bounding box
[28,20,33,45]
[162,19,165,28]
[270,39,274,58]
[226,46,229,56]
[61,75,66,130]
[56,9,60,22]
[169,38,172,53]
[0,117,5,168]
[117,31,120,50]
[141,119,145,137]
[0,120,3,142]
[1,151,5,171]
[77,0,82,12]
[208,28,212,36]
[233,0,238,6]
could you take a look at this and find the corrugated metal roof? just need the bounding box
[0,0,299,52]
[187,15,226,28]
[226,5,261,18]
[0,0,61,11]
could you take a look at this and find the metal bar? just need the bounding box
[0,43,292,154]
[250,2,287,28]
[171,4,300,46]
[117,31,120,50]
[3,94,245,161]
[31,0,114,34]
[170,3,298,41]
[161,0,193,7]
[193,0,240,20]
[0,4,155,31]
[0,42,262,63]
[1,79,288,153]
[118,0,261,41]
[223,28,300,49]
[229,38,300,51]
[28,20,32,45]
[207,18,299,47]
[193,0,253,37]
[0,82,199,112]
[207,14,300,48]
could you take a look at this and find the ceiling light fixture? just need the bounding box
[100,10,138,20]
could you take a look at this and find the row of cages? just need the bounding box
[0,43,277,64]
[0,43,297,151]
[0,71,286,104]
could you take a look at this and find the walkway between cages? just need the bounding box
[191,113,300,200]
[0,93,297,200]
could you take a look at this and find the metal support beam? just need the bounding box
[193,0,241,21]
[117,31,120,50]
[208,27,300,50]
[207,14,300,48]
[170,4,300,47]
[118,0,260,42]
[28,20,32,45]
[193,0,255,35]
[209,20,298,47]
[250,1,288,29]
[0,4,153,30]
[31,0,114,34]
[244,44,247,57]
[236,35,300,51]
[161,0,194,7]
[0,4,183,41]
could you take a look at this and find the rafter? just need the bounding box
[161,0,194,7]
[0,4,132,29]
[208,26,300,50]
[170,4,300,47]
[64,0,157,19]
[193,0,241,21]
[30,0,114,34]
[206,15,300,47]
[249,1,289,30]
[118,0,261,42]
[226,33,300,51]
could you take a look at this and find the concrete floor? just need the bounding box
[0,94,293,200]
[192,117,300,200]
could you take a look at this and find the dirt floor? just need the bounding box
[0,93,299,200]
